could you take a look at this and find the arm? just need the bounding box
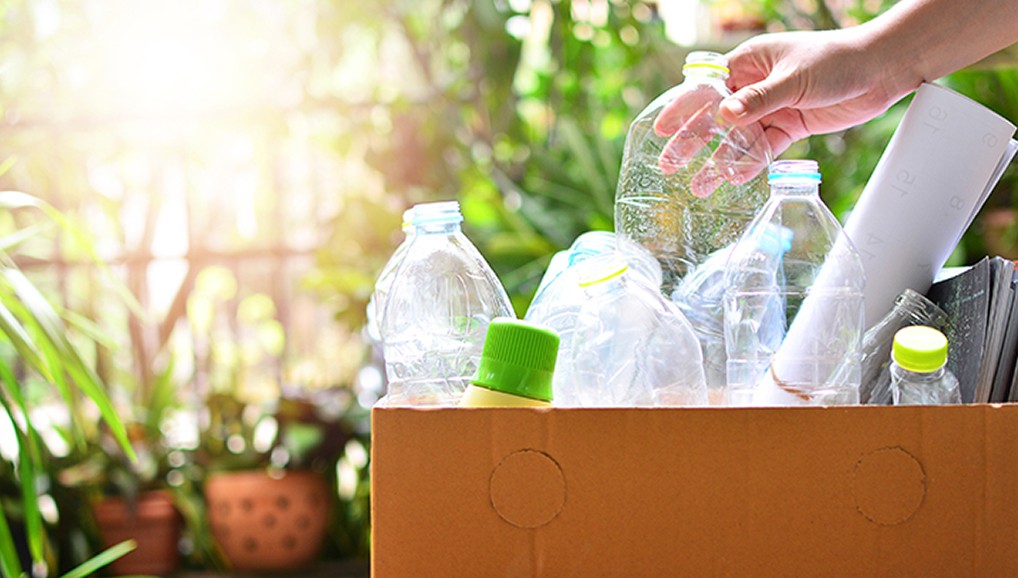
[720,0,1018,154]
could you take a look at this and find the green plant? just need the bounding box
[0,189,137,577]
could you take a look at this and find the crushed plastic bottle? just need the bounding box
[535,254,707,407]
[724,160,865,406]
[890,326,961,405]
[378,201,514,406]
[615,51,772,295]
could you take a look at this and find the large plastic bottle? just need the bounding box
[378,201,514,406]
[366,207,416,345]
[615,51,771,295]
[542,255,707,407]
[724,160,865,406]
[890,326,961,405]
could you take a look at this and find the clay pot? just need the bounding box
[205,470,330,572]
[93,489,181,576]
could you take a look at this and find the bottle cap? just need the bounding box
[472,318,560,402]
[892,326,949,373]
[412,201,463,225]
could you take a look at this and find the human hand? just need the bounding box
[653,72,771,198]
[719,28,916,156]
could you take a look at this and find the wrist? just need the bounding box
[853,17,925,101]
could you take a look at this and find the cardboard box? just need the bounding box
[371,405,1018,576]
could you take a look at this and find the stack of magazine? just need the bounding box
[926,256,1018,404]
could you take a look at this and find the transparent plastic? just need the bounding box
[378,201,514,406]
[535,255,707,407]
[858,289,949,405]
[366,207,416,345]
[890,363,961,405]
[723,160,865,406]
[615,51,772,295]
[673,224,792,404]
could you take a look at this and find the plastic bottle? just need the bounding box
[672,224,792,404]
[366,207,416,345]
[544,255,707,407]
[723,160,865,406]
[526,231,661,324]
[890,326,961,405]
[856,289,949,405]
[379,201,514,407]
[459,318,558,408]
[615,51,772,295]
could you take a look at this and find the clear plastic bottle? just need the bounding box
[379,201,514,407]
[672,224,792,404]
[366,207,416,345]
[890,326,961,405]
[857,289,949,405]
[723,160,865,406]
[545,255,707,407]
[615,51,772,295]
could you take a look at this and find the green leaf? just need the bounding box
[0,504,25,578]
[60,540,137,578]
[1,268,134,460]
[16,431,43,564]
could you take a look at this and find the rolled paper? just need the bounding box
[845,83,1017,327]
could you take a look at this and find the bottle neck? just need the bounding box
[414,221,462,235]
[893,363,946,382]
[684,70,728,83]
[769,182,820,197]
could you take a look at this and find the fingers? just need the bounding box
[653,85,720,136]
[690,123,770,197]
[658,101,715,175]
[720,73,801,127]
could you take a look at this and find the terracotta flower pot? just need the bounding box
[205,470,330,572]
[93,489,182,576]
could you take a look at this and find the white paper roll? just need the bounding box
[845,83,1017,327]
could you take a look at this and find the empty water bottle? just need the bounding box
[379,201,514,406]
[890,326,961,405]
[540,255,707,407]
[615,51,771,295]
[724,160,865,406]
[366,207,416,345]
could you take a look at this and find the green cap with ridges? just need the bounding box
[892,326,949,373]
[472,318,560,402]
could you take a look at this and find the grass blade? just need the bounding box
[0,504,25,578]
[61,540,136,578]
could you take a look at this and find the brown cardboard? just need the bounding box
[371,405,1018,576]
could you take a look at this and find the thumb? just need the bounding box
[720,74,800,126]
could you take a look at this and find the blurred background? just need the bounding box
[0,0,1015,574]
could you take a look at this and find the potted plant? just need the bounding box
[58,355,188,576]
[199,388,354,572]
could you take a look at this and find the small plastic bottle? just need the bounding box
[615,51,772,295]
[459,318,558,408]
[890,326,961,405]
[366,207,416,345]
[379,201,514,407]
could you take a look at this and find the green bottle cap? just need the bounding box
[472,318,560,402]
[892,326,949,373]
